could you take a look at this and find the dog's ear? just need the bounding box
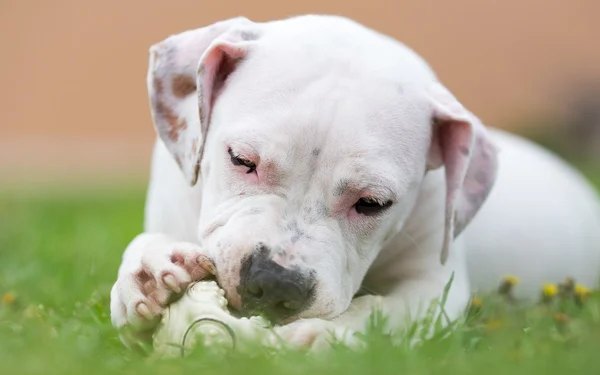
[425,82,499,265]
[147,17,259,185]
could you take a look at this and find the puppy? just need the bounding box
[110,15,600,349]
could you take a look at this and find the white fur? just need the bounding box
[464,129,600,297]
[110,15,600,349]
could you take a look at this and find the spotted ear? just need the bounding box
[425,82,500,265]
[147,17,259,185]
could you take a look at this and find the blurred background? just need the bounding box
[1,0,599,188]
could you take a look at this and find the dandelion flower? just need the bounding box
[574,284,591,297]
[542,283,559,297]
[2,292,16,305]
[574,284,592,306]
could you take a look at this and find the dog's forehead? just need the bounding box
[222,76,426,162]
[221,71,431,167]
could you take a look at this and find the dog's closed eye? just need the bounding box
[228,148,256,174]
[354,198,393,216]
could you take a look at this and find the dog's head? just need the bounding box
[147,15,498,323]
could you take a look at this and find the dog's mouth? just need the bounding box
[214,285,301,325]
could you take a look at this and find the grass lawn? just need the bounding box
[1,166,599,375]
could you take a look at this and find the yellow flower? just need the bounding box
[471,296,483,307]
[574,284,592,306]
[2,292,16,305]
[542,283,558,297]
[574,284,591,298]
[503,275,520,286]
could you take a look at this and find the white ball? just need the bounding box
[153,281,272,358]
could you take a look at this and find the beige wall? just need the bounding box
[1,0,599,182]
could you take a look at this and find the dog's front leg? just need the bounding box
[334,271,471,339]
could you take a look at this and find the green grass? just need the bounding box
[1,177,600,375]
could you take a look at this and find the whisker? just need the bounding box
[357,284,379,296]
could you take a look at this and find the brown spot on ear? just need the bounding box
[170,118,187,141]
[459,146,470,156]
[153,75,164,95]
[153,98,187,142]
[151,70,188,142]
[171,74,196,98]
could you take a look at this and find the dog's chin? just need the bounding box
[218,284,341,325]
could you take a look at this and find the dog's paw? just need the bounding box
[268,318,365,353]
[110,235,215,342]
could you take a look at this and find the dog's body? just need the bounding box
[463,130,600,298]
[110,15,600,349]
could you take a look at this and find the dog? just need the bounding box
[110,15,600,350]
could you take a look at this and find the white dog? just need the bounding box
[110,15,600,349]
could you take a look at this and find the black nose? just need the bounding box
[237,245,315,322]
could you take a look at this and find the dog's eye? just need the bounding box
[354,197,393,216]
[228,148,256,173]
